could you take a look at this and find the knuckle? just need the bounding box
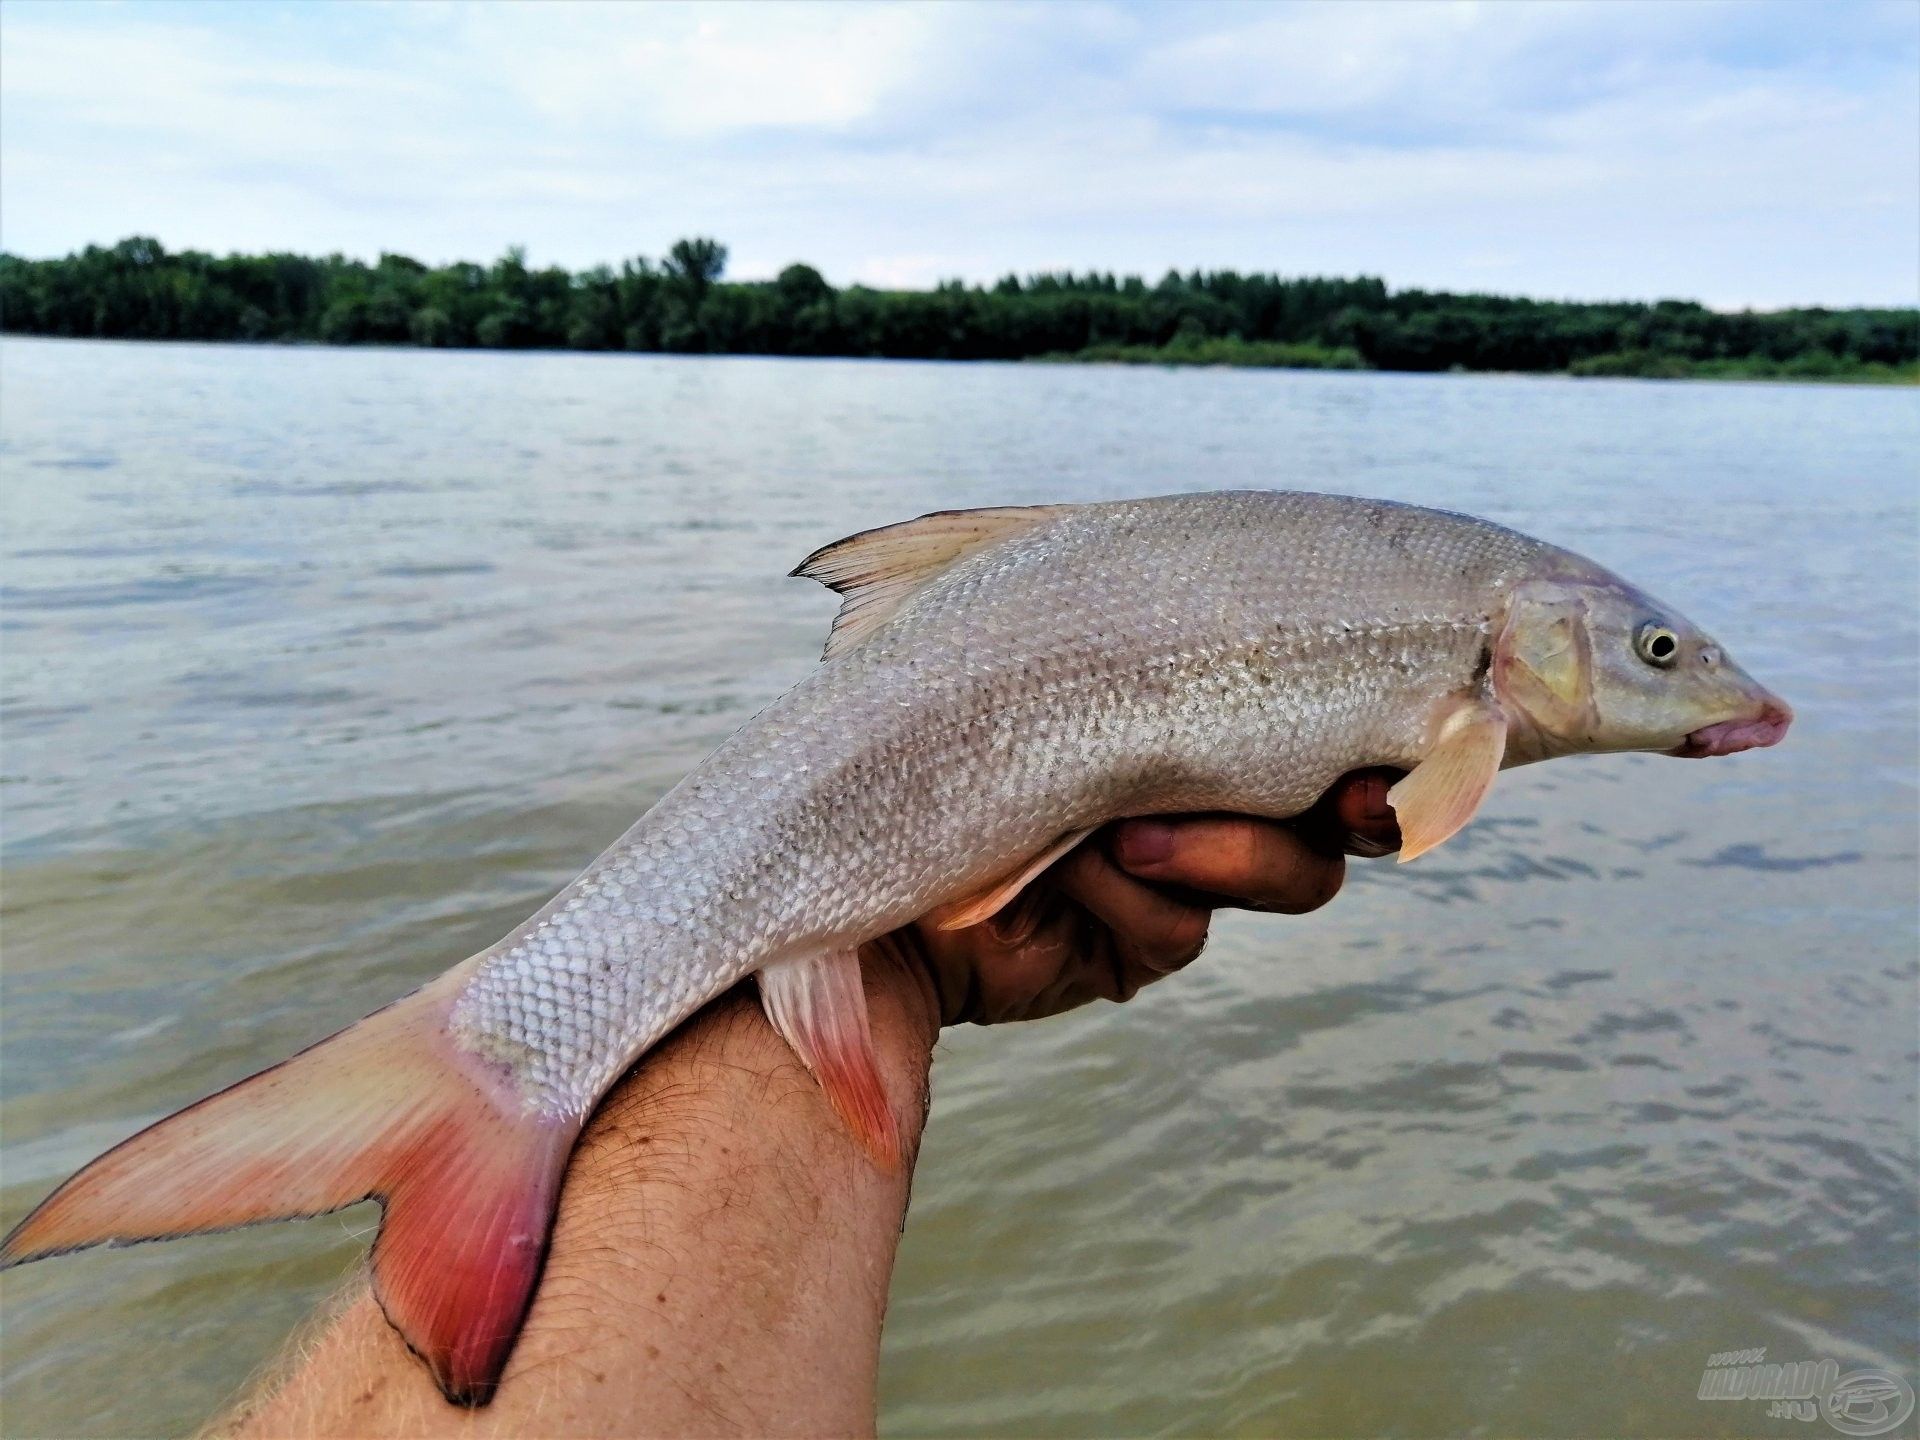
[1274,856,1345,913]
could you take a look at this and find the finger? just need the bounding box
[1113,815,1345,914]
[1297,768,1405,857]
[1053,845,1211,977]
[1329,768,1404,855]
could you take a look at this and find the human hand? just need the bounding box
[880,769,1404,1026]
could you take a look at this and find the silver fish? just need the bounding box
[1,490,1791,1402]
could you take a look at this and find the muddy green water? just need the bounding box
[1,337,1914,1438]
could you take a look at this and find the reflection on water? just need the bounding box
[2,338,1914,1437]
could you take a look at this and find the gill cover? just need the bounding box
[1493,581,1599,749]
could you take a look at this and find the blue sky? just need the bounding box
[2,0,1915,307]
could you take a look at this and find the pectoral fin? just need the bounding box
[757,949,900,1169]
[928,826,1096,932]
[1388,698,1508,862]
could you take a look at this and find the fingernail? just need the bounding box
[1116,820,1175,868]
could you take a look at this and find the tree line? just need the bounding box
[1,235,1913,380]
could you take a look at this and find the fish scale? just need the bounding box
[451,491,1539,1116]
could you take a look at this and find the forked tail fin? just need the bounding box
[0,971,581,1406]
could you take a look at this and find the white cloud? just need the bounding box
[444,2,954,135]
[0,0,1913,307]
[1138,0,1514,117]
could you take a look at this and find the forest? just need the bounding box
[2,236,1914,381]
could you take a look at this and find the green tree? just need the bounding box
[475,301,531,349]
[664,237,727,304]
[776,263,830,309]
[411,306,453,347]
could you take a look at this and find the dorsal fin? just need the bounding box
[790,504,1072,658]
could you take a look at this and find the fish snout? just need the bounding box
[1670,693,1793,758]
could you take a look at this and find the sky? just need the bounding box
[1,0,1915,309]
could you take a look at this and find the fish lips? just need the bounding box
[1669,699,1794,758]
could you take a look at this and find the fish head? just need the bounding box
[1494,574,1792,762]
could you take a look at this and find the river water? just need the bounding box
[1,337,1914,1438]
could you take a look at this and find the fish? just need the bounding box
[0,489,1791,1403]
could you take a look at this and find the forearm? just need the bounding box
[215,953,939,1439]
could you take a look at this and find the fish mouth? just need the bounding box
[1670,699,1793,758]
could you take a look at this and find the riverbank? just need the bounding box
[1038,336,1919,383]
[1038,337,1368,370]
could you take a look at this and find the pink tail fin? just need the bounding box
[0,975,580,1406]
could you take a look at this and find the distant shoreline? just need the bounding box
[5,328,1915,387]
[4,235,1914,385]
[1037,337,1919,384]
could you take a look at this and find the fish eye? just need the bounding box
[1636,623,1680,668]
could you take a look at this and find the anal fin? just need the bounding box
[757,950,901,1169]
[1389,696,1508,862]
[928,826,1096,932]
